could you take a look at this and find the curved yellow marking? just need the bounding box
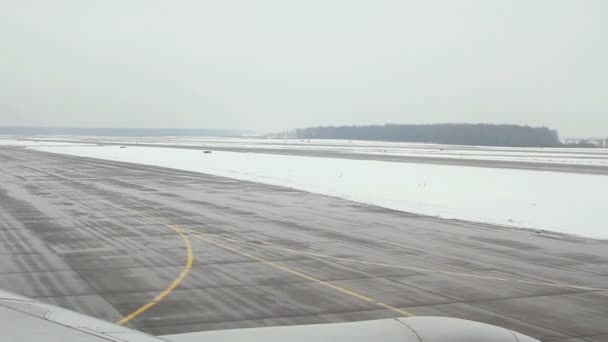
[116,225,193,325]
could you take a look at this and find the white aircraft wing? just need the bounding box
[163,316,539,342]
[1,289,539,342]
[0,290,164,342]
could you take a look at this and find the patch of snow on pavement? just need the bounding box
[30,145,608,239]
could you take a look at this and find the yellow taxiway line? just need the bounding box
[183,227,415,317]
[188,230,608,293]
[116,225,194,325]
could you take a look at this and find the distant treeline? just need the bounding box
[287,124,562,147]
[0,127,247,137]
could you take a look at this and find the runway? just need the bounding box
[20,138,608,175]
[1,147,607,341]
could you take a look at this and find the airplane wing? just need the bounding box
[0,290,163,342]
[163,316,539,342]
[1,289,539,342]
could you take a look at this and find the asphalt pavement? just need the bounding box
[1,147,607,341]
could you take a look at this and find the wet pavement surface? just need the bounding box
[1,147,607,341]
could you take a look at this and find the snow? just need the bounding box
[0,139,92,147]
[30,144,608,239]
[21,136,608,166]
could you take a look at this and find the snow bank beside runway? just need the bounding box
[31,145,608,239]
[0,139,92,147]
[27,136,608,166]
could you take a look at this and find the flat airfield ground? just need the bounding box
[1,147,607,341]
[22,138,608,175]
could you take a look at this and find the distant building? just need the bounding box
[562,137,608,148]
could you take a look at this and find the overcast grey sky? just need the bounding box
[1,1,607,136]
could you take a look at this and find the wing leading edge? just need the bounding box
[0,289,539,342]
[0,289,163,342]
[163,316,539,342]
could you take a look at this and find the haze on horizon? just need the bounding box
[1,1,607,137]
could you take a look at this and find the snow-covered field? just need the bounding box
[0,139,92,147]
[26,143,608,239]
[19,136,608,166]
